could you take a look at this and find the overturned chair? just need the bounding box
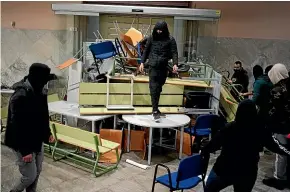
[49,121,120,177]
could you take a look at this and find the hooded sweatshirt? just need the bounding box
[141,21,178,73]
[252,74,273,114]
[5,63,52,156]
[268,63,289,85]
[267,63,290,134]
[202,99,290,179]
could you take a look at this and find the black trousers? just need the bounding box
[149,69,167,112]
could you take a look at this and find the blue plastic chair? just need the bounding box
[185,114,220,154]
[151,154,209,192]
[185,114,219,137]
[89,41,118,74]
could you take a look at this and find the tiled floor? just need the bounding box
[1,144,290,192]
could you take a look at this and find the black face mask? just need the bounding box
[27,63,51,93]
[152,21,169,41]
[234,69,241,73]
[28,76,49,93]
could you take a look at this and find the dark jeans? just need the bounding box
[205,169,257,192]
[149,70,167,112]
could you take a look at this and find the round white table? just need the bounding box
[122,114,191,165]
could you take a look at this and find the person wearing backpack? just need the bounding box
[5,63,55,192]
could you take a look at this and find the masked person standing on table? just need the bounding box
[228,61,249,100]
[5,63,56,192]
[139,21,178,122]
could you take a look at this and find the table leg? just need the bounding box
[127,123,131,152]
[113,115,117,129]
[174,129,177,149]
[92,121,96,133]
[92,121,96,158]
[179,126,184,160]
[99,121,103,133]
[148,127,153,166]
[159,128,163,146]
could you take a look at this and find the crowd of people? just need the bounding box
[203,62,290,191]
[2,18,290,192]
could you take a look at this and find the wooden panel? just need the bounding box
[111,76,213,88]
[80,107,184,115]
[1,106,8,119]
[220,86,238,122]
[79,83,184,94]
[48,94,60,103]
[80,83,130,94]
[79,95,183,106]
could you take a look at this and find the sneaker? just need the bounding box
[152,111,160,122]
[262,177,287,190]
[157,110,166,118]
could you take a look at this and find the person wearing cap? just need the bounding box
[5,63,56,192]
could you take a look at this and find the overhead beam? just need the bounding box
[52,3,221,18]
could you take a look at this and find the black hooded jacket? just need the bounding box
[231,68,249,93]
[141,21,178,71]
[202,99,290,178]
[4,77,51,156]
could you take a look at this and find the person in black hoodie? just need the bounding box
[5,63,56,192]
[202,99,290,192]
[139,21,178,121]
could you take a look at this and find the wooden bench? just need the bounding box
[49,121,120,177]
